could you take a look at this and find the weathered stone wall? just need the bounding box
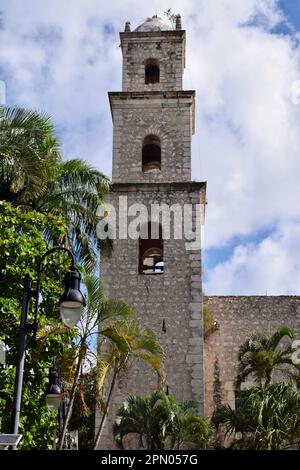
[203,296,300,418]
[110,91,195,184]
[120,31,185,92]
[95,17,300,451]
[95,20,205,450]
[95,183,205,449]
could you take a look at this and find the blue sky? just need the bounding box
[279,0,300,29]
[0,0,300,295]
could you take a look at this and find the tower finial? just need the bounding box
[175,14,182,30]
[124,21,131,32]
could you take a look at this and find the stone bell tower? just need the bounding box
[97,15,206,448]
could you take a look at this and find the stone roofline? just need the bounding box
[120,30,186,40]
[205,295,300,299]
[109,90,195,99]
[111,180,206,194]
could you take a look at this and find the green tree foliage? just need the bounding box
[68,368,97,449]
[0,107,60,202]
[0,106,111,272]
[236,326,296,388]
[212,383,300,449]
[0,201,77,449]
[35,274,164,450]
[113,391,211,450]
[55,274,137,449]
[167,399,212,450]
[33,158,111,273]
[94,320,164,449]
[212,327,300,450]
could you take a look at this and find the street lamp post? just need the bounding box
[45,369,63,412]
[10,246,85,445]
[46,368,73,449]
[46,369,69,448]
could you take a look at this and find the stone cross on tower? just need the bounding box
[96,15,206,449]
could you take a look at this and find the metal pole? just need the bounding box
[10,247,77,449]
[32,246,75,346]
[58,397,67,449]
[58,401,64,435]
[11,274,32,445]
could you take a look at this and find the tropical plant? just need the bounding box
[113,391,211,450]
[0,201,76,449]
[36,274,134,450]
[212,383,300,450]
[32,158,111,272]
[168,400,212,450]
[236,326,296,388]
[68,367,97,449]
[94,320,164,449]
[0,106,111,272]
[0,106,60,202]
[38,274,163,450]
[113,391,170,450]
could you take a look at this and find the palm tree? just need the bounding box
[0,106,60,201]
[35,274,134,449]
[113,391,171,450]
[212,383,300,449]
[33,158,111,272]
[236,326,296,388]
[94,320,164,449]
[0,106,111,272]
[168,400,212,450]
[38,275,163,450]
[113,392,211,450]
[55,275,137,449]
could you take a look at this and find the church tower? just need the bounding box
[97,15,206,448]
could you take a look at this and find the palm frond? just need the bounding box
[269,326,294,350]
[99,299,134,323]
[236,327,297,388]
[0,105,61,201]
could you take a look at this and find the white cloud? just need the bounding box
[0,0,300,294]
[204,221,300,295]
[189,4,300,247]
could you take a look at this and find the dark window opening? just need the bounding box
[142,135,161,172]
[139,222,164,275]
[145,59,160,84]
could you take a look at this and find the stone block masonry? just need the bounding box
[96,16,300,450]
[109,91,195,184]
[95,16,206,450]
[96,183,205,449]
[204,296,300,418]
[120,30,186,92]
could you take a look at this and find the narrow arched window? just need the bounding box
[139,222,164,275]
[142,135,161,172]
[145,59,160,84]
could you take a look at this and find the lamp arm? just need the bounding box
[37,246,76,272]
[32,246,76,346]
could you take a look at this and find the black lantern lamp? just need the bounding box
[59,267,86,328]
[46,369,62,411]
[11,247,85,444]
